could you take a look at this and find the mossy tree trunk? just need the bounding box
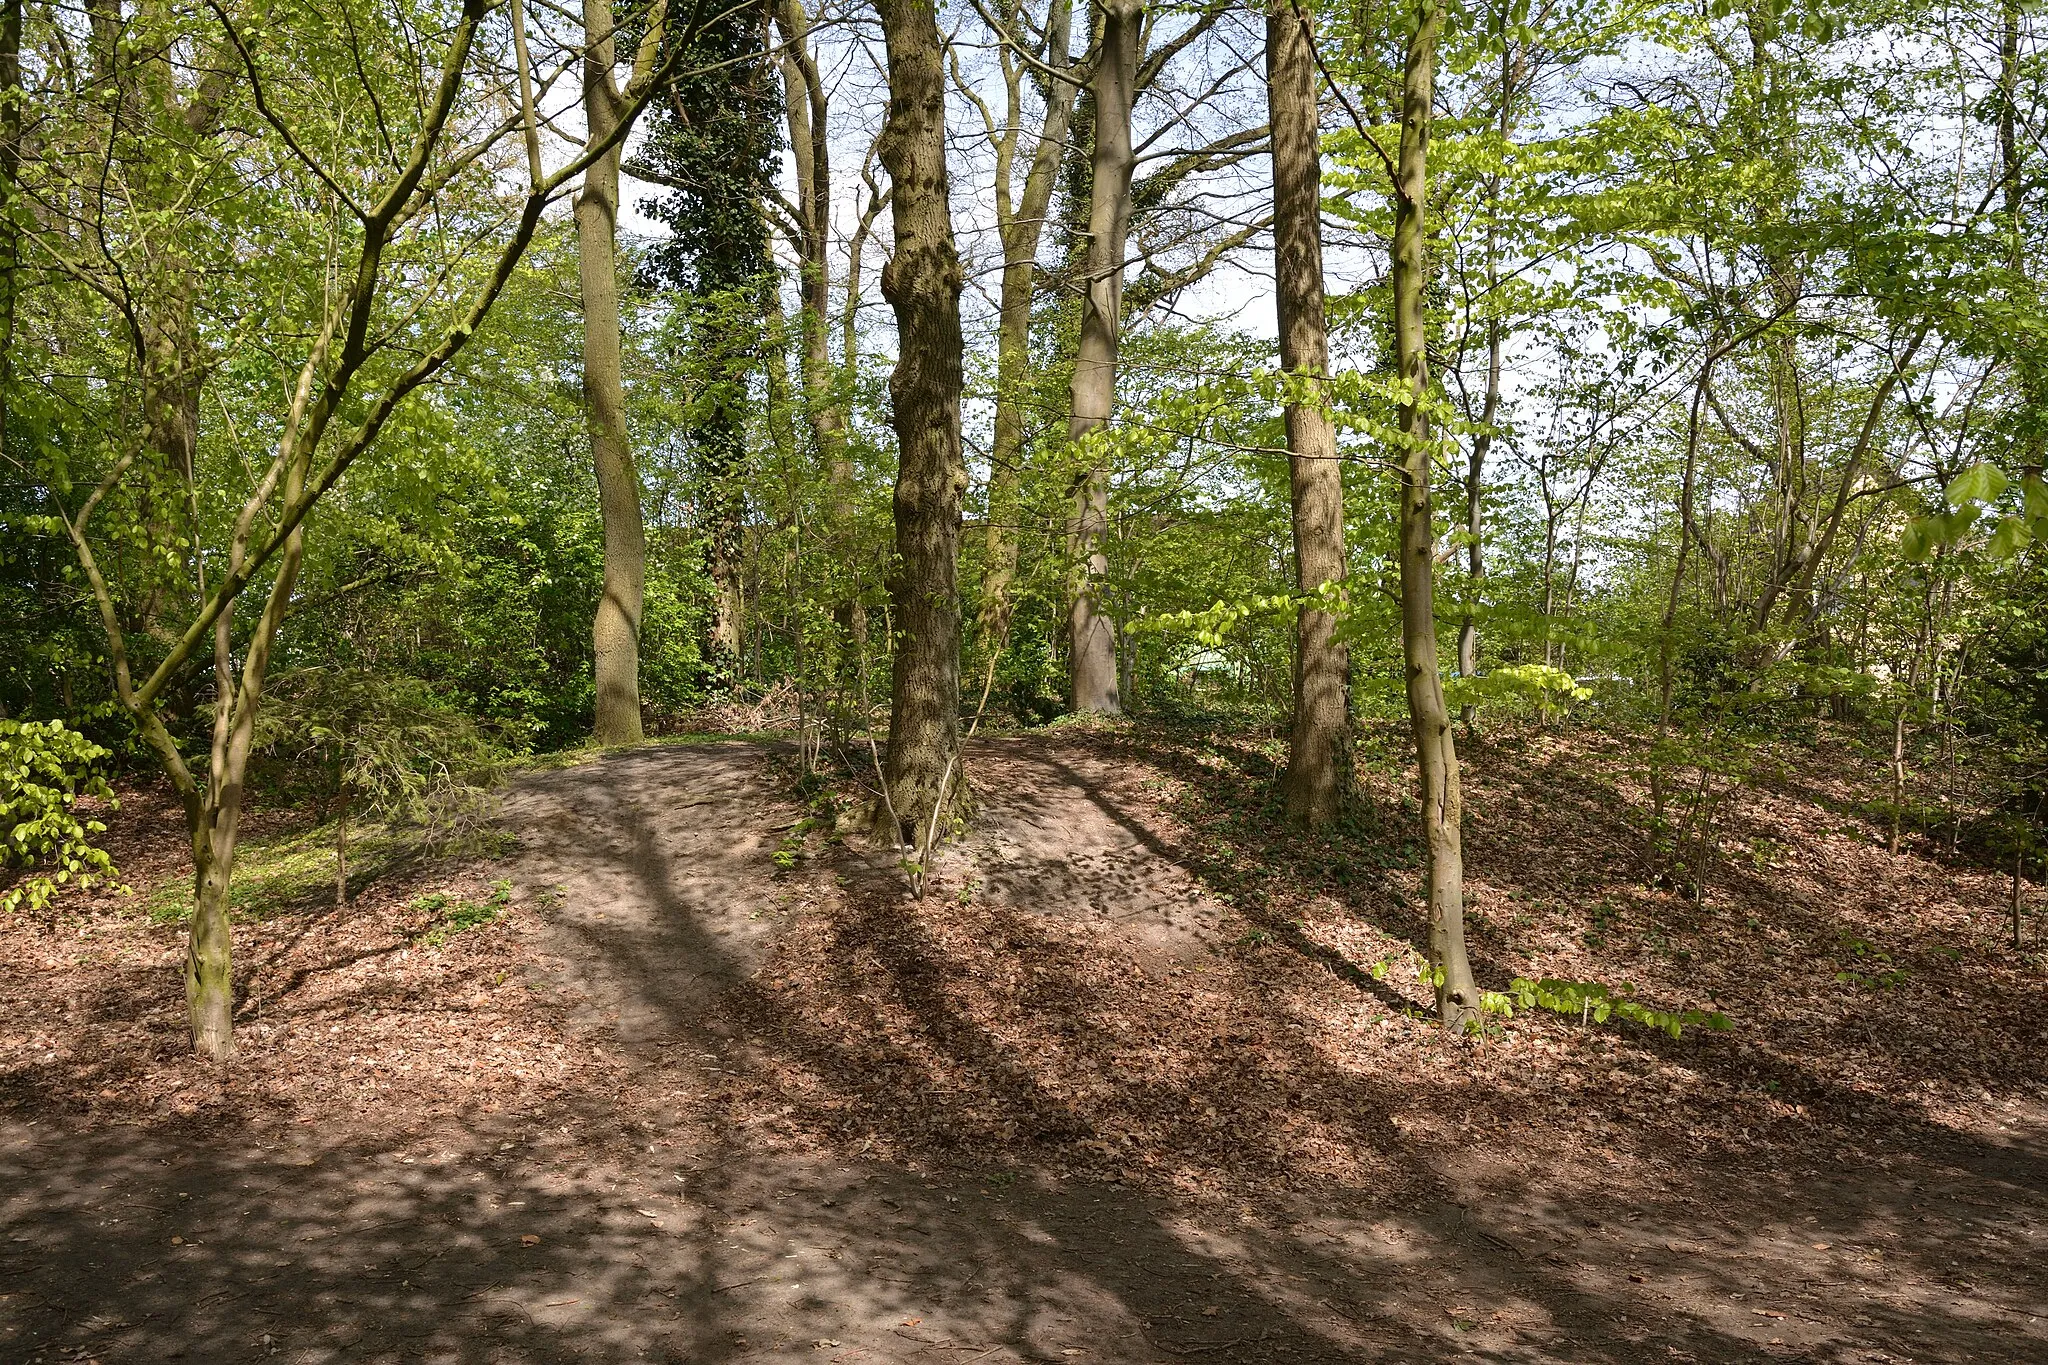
[578,0,659,746]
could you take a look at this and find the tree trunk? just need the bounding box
[1066,0,1142,715]
[876,0,969,839]
[1389,0,1476,1026]
[774,0,843,477]
[334,783,349,910]
[186,829,236,1060]
[1459,32,1514,723]
[580,0,646,745]
[979,0,1078,691]
[1268,0,1348,828]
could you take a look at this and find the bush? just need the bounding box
[0,719,120,913]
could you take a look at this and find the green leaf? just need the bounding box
[1985,515,2030,560]
[2024,474,2048,522]
[1945,463,2008,509]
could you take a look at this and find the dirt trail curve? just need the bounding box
[3,736,2045,1364]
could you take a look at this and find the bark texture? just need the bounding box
[579,0,647,745]
[876,0,969,838]
[1390,0,1477,1025]
[1268,0,1347,828]
[1066,0,1142,715]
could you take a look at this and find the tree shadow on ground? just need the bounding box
[5,736,2046,1363]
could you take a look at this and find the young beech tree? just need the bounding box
[27,0,691,1058]
[875,0,969,839]
[1387,0,1478,1023]
[1267,0,1349,828]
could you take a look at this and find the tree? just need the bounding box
[1267,0,1349,827]
[1065,0,1142,715]
[962,0,1080,717]
[1388,0,1478,1024]
[574,0,672,745]
[637,0,780,681]
[21,0,690,1057]
[875,0,969,839]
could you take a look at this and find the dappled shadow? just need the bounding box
[7,735,2048,1362]
[496,742,792,1048]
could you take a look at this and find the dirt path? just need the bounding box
[4,736,2045,1363]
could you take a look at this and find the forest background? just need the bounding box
[1,0,2045,1061]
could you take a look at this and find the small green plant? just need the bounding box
[1584,897,1623,947]
[1499,976,1731,1039]
[771,816,817,872]
[2,720,121,913]
[1832,934,1910,990]
[416,878,513,947]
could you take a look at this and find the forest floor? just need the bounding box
[2,725,2045,1363]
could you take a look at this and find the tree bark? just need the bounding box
[1267,0,1347,827]
[1389,0,1476,1025]
[1066,0,1142,715]
[579,0,647,745]
[774,0,843,478]
[876,0,969,839]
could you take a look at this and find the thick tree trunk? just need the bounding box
[1390,0,1477,1026]
[1267,0,1347,827]
[979,0,1078,685]
[579,0,646,745]
[876,0,968,840]
[1065,0,1142,715]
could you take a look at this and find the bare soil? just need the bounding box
[2,729,2044,1363]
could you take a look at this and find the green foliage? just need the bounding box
[256,668,506,850]
[1444,663,1592,716]
[1500,977,1732,1039]
[142,823,395,926]
[0,720,121,913]
[414,879,514,948]
[1832,935,1910,991]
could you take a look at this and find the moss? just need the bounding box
[142,821,413,925]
